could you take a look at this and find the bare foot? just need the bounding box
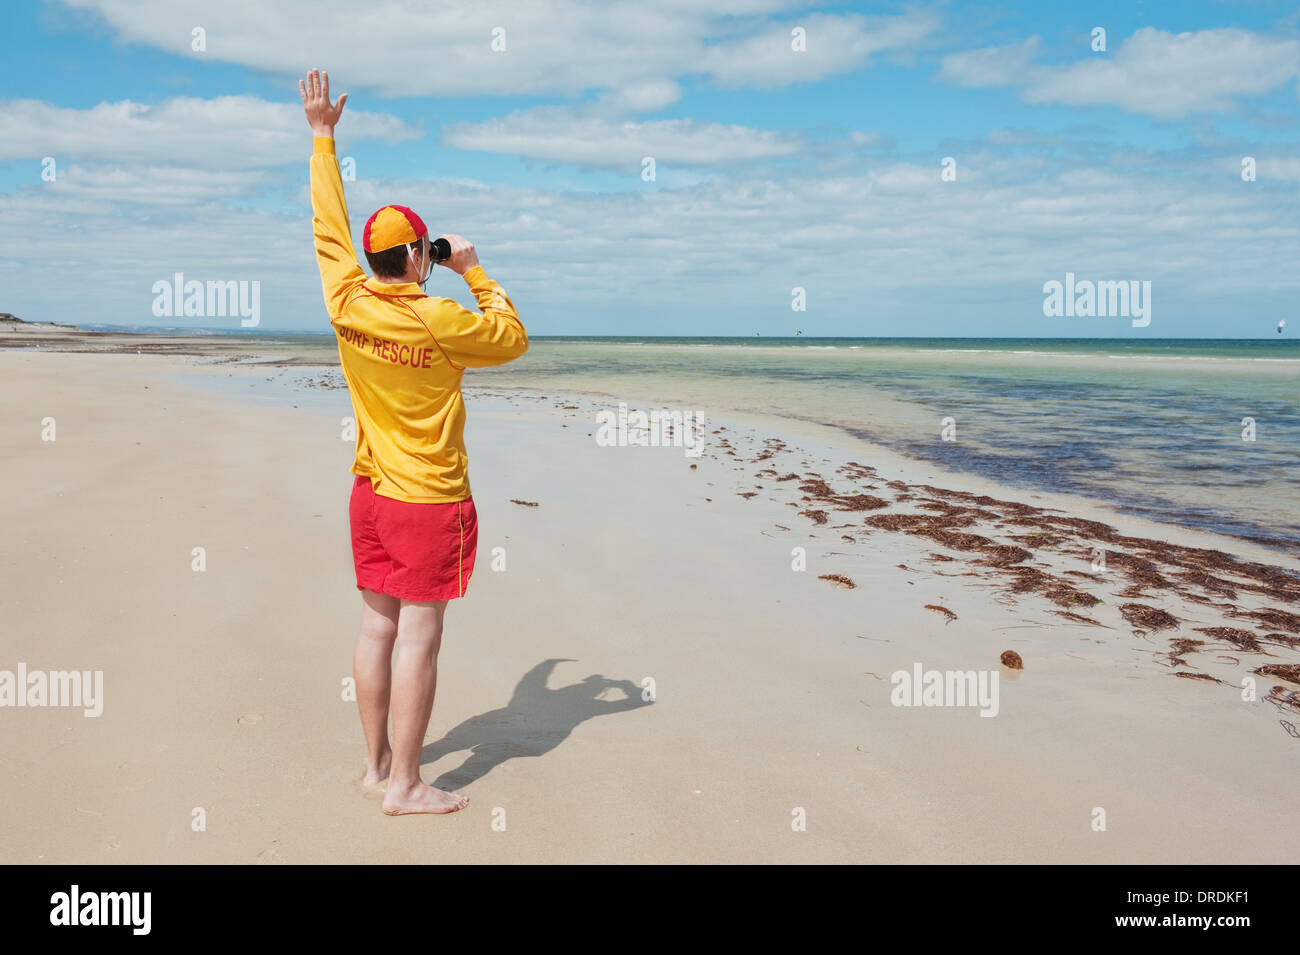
[362,752,391,790]
[382,781,469,815]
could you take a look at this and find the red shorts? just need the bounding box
[348,475,478,602]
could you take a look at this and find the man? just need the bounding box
[300,69,528,816]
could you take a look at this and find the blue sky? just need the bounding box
[1,0,1298,336]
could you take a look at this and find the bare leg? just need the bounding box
[354,589,399,787]
[382,599,469,815]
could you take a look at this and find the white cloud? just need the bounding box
[939,38,1041,88]
[1223,155,1300,181]
[596,81,684,114]
[940,28,1300,118]
[5,139,1298,331]
[443,107,802,168]
[848,130,887,147]
[985,127,1065,147]
[0,96,419,167]
[39,164,272,204]
[703,10,940,89]
[58,0,936,98]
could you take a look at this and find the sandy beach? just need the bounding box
[2,330,1298,864]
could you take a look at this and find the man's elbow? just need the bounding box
[498,315,528,358]
[491,333,528,364]
[499,337,528,363]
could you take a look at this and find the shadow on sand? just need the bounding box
[423,658,651,790]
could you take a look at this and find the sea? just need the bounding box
[77,330,1300,551]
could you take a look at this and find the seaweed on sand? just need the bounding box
[1118,603,1179,631]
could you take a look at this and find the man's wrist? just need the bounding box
[311,127,335,139]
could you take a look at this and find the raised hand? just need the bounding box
[299,68,348,137]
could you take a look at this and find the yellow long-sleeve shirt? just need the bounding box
[309,136,528,503]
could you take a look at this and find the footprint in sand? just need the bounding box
[353,769,388,798]
[256,839,282,863]
[237,714,262,726]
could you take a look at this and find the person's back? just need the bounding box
[301,68,526,816]
[310,135,526,505]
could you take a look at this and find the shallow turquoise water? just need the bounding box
[176,334,1300,550]
[465,338,1300,550]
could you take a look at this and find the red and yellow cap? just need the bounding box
[362,205,428,253]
